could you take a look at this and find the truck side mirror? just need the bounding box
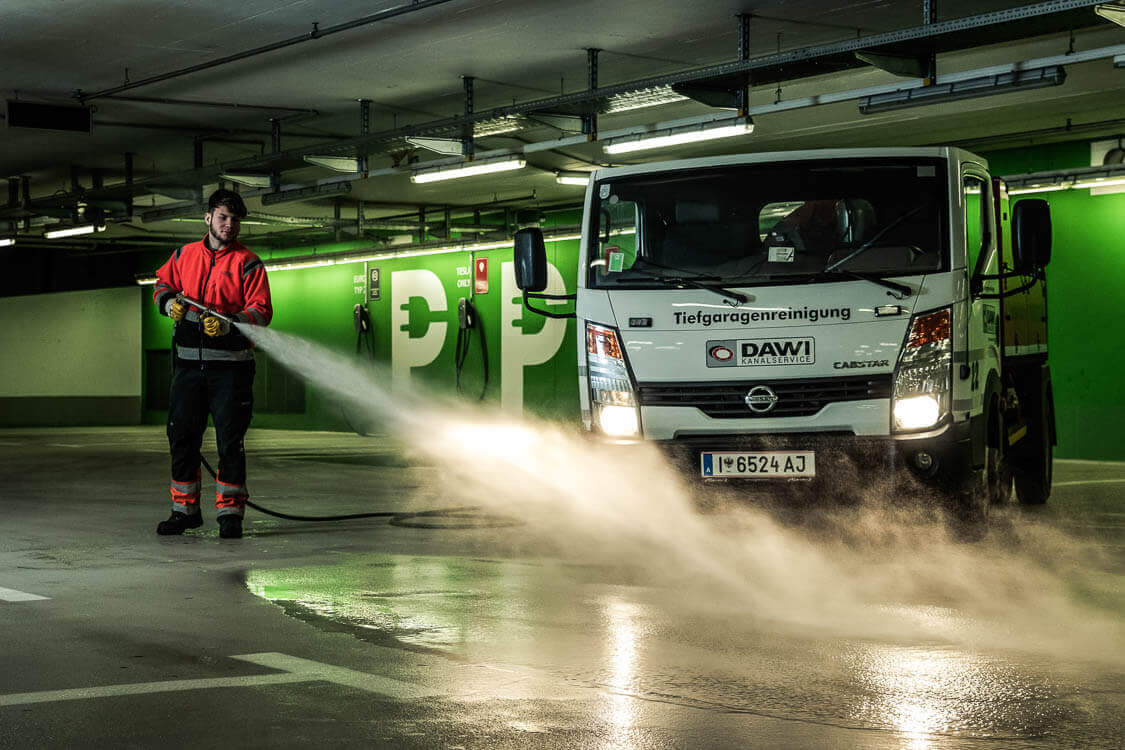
[1012,199,1052,273]
[514,227,547,292]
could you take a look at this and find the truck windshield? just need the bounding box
[589,159,948,289]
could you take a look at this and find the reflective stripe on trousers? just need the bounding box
[170,470,201,514]
[216,479,247,518]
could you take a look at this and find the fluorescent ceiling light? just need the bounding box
[303,156,361,173]
[1073,176,1125,189]
[135,275,157,285]
[0,238,14,247]
[858,66,1065,114]
[221,172,272,188]
[266,258,337,272]
[604,119,754,154]
[555,171,590,186]
[1004,163,1125,194]
[170,217,273,226]
[44,223,106,239]
[1006,185,1063,195]
[411,157,526,184]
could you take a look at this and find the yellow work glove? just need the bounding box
[202,315,230,337]
[167,296,186,322]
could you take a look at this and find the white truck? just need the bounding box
[515,148,1055,524]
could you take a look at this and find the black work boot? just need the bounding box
[218,515,243,539]
[156,510,203,535]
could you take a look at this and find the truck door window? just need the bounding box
[596,197,639,273]
[963,174,994,277]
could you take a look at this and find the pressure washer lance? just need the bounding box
[177,295,236,326]
[173,295,516,529]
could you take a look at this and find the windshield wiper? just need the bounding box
[824,204,924,273]
[827,268,913,299]
[623,257,749,303]
[821,204,924,299]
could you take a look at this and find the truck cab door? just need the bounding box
[962,170,1002,421]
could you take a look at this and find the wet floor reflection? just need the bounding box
[246,555,1122,748]
[601,598,641,744]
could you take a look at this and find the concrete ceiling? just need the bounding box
[2,0,1124,253]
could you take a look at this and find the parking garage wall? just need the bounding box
[1,286,143,426]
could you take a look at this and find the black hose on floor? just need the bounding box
[199,453,519,528]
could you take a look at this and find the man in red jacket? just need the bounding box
[151,189,273,539]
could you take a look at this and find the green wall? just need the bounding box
[984,142,1125,460]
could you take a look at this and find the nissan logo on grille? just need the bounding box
[744,385,779,413]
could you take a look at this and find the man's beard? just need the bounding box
[208,224,236,248]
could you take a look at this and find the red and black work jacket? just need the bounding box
[153,236,272,367]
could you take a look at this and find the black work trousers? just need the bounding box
[167,361,255,514]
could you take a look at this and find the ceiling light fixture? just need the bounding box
[220,173,273,188]
[302,156,362,173]
[858,65,1065,114]
[410,157,526,184]
[1004,163,1125,194]
[604,117,754,154]
[44,223,106,239]
[0,238,14,247]
[1096,3,1125,27]
[260,181,352,206]
[141,203,202,223]
[406,137,464,155]
[555,171,591,187]
[606,86,689,114]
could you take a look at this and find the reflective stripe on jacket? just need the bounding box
[153,235,272,364]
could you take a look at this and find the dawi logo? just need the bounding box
[707,337,815,367]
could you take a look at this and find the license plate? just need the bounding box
[700,450,816,478]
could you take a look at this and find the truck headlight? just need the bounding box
[892,307,952,432]
[586,322,639,438]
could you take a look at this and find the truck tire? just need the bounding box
[1015,382,1053,506]
[951,403,1009,537]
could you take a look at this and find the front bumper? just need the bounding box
[654,420,972,489]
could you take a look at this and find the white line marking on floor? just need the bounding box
[0,673,306,707]
[0,587,50,602]
[1053,479,1125,487]
[0,652,436,707]
[232,652,438,699]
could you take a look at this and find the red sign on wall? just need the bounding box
[474,257,489,294]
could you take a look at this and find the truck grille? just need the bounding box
[636,375,892,418]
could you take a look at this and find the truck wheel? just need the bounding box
[1015,386,1053,505]
[951,405,1008,536]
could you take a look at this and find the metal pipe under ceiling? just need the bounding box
[74,0,462,102]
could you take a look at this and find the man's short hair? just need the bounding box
[207,189,248,218]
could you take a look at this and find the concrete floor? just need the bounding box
[0,426,1122,749]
